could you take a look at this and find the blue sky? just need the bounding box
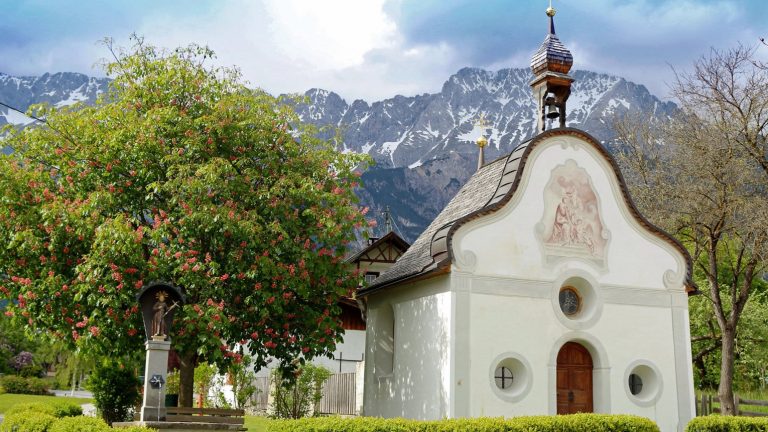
[1,0,765,101]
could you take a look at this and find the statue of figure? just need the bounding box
[152,291,169,338]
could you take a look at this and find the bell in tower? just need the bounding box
[530,3,574,132]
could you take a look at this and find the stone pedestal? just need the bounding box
[141,337,171,422]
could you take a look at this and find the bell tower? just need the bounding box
[530,2,574,132]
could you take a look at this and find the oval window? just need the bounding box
[558,286,581,316]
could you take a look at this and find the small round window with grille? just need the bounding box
[494,366,514,390]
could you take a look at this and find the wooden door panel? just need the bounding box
[556,342,593,415]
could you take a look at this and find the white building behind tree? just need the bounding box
[358,6,696,432]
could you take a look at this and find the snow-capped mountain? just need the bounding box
[0,68,675,242]
[0,72,109,126]
[293,68,676,170]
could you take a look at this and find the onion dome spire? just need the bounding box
[530,4,573,76]
[529,2,574,132]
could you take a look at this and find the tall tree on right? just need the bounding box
[614,44,768,415]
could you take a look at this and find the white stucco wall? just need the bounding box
[363,133,694,432]
[363,276,453,419]
[448,134,694,432]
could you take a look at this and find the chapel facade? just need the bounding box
[358,7,696,432]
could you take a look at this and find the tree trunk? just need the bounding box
[178,351,196,408]
[718,326,737,415]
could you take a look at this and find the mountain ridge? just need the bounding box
[0,68,675,242]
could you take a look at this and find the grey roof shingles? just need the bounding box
[360,139,531,292]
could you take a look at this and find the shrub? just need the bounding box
[686,416,768,431]
[0,374,50,394]
[0,374,29,393]
[49,416,111,432]
[271,363,332,419]
[27,376,53,394]
[88,362,141,425]
[6,401,83,418]
[266,414,660,432]
[9,350,34,372]
[6,401,58,416]
[0,412,56,432]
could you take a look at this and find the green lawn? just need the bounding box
[244,415,273,432]
[0,393,93,414]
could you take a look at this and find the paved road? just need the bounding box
[51,389,93,398]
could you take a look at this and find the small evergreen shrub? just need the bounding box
[686,416,768,431]
[0,412,56,432]
[88,362,141,425]
[267,414,660,432]
[49,416,112,432]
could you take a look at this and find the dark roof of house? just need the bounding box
[358,128,697,297]
[345,231,411,264]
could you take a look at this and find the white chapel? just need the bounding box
[357,6,697,432]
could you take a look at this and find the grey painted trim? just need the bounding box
[458,272,675,308]
[672,308,696,432]
[451,276,472,417]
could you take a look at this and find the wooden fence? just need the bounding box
[698,394,768,417]
[249,372,358,415]
[316,372,357,416]
[251,376,270,412]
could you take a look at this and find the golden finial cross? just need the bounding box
[546,0,556,17]
[474,113,490,129]
[474,113,490,149]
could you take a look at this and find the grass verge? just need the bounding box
[244,415,273,432]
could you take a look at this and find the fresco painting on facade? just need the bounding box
[541,160,608,262]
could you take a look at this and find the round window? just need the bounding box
[625,362,662,406]
[489,354,532,402]
[494,366,514,390]
[558,286,581,316]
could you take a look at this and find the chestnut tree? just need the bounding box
[0,39,369,406]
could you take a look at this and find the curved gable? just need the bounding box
[361,128,696,295]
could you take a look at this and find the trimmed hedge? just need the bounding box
[687,416,768,431]
[49,416,112,432]
[0,375,51,394]
[0,412,57,432]
[0,413,157,432]
[5,401,83,418]
[267,414,660,432]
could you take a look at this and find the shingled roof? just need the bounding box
[530,15,573,75]
[358,128,697,297]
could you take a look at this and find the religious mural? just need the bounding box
[539,160,608,262]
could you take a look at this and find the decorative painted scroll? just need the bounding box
[539,160,608,263]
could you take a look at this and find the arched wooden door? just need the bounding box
[556,342,593,414]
